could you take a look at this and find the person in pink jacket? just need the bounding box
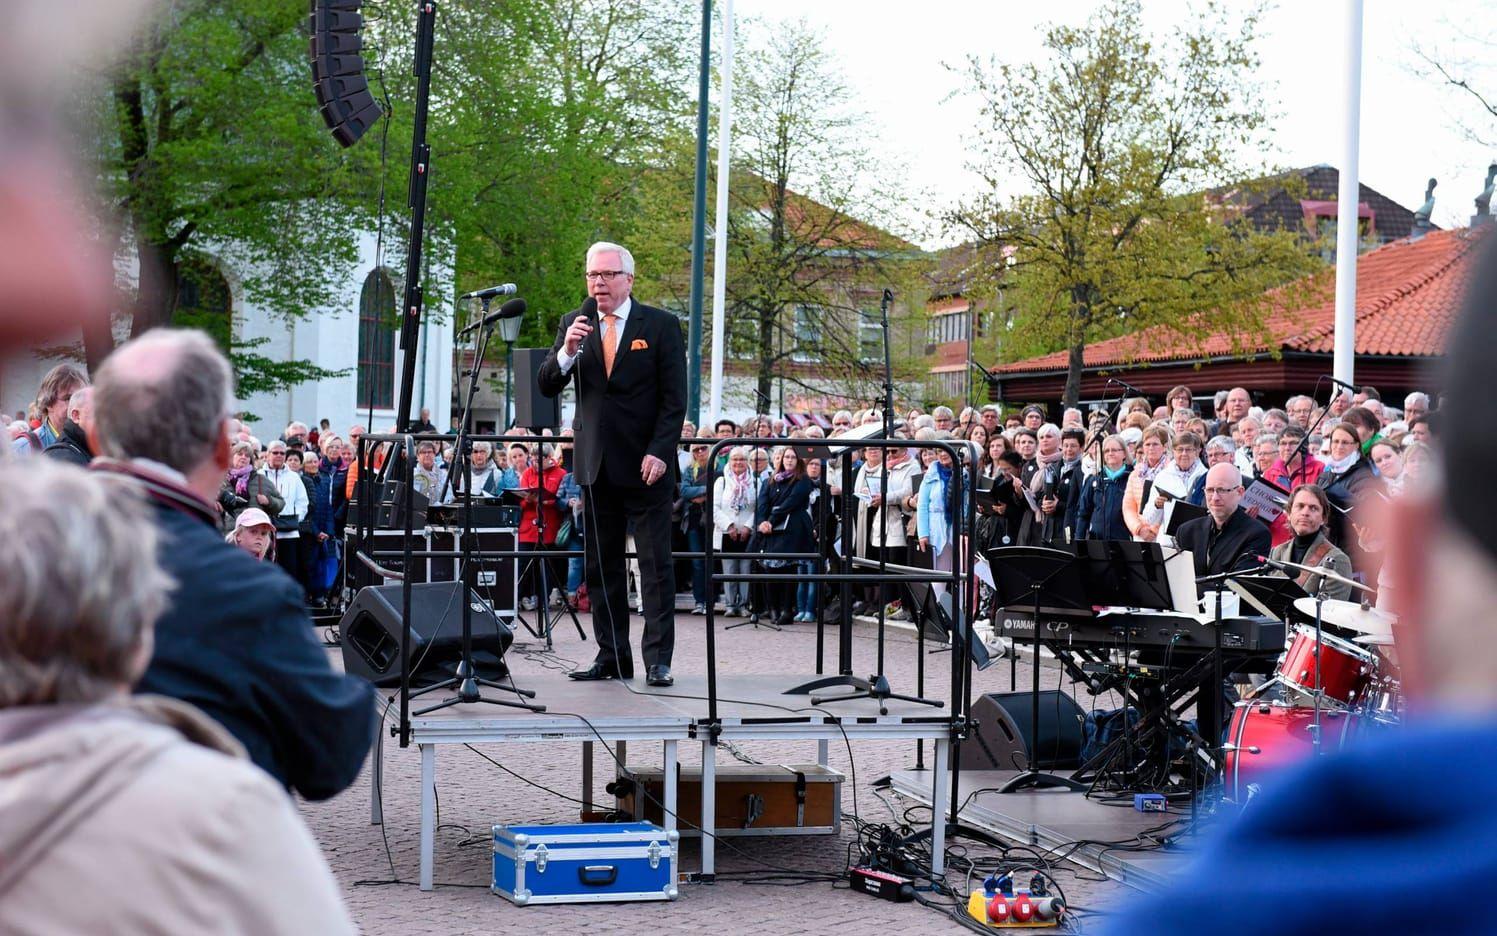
[0,462,352,936]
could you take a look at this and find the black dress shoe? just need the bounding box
[568,661,631,681]
[645,665,674,687]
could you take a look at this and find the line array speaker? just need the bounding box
[309,0,381,147]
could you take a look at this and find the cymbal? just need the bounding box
[1293,597,1397,636]
[1354,633,1395,646]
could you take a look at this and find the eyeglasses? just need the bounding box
[834,421,851,427]
[1203,487,1239,497]
[585,270,627,281]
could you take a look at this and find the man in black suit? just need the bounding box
[538,242,686,687]
[1175,462,1272,578]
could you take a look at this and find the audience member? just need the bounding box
[40,385,93,466]
[90,329,373,799]
[0,462,353,934]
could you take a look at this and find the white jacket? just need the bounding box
[853,458,917,552]
[712,469,758,549]
[259,465,308,536]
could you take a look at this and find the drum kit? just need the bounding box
[1224,561,1403,802]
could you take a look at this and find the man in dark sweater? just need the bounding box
[90,329,373,800]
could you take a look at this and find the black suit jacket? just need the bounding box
[537,299,687,489]
[1176,506,1273,579]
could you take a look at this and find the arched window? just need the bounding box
[174,256,233,350]
[358,270,396,409]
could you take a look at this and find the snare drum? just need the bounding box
[1276,625,1379,705]
[1223,702,1363,802]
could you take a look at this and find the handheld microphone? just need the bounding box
[457,297,526,335]
[459,282,518,300]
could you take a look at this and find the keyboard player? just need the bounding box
[1175,464,1271,579]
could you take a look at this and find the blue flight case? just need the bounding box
[492,822,679,906]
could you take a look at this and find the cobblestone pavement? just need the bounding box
[300,608,1148,934]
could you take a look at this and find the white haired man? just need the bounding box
[90,328,374,800]
[538,241,687,687]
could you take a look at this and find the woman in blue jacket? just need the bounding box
[916,437,965,600]
[1076,434,1133,541]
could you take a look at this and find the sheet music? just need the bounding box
[974,555,995,590]
[1142,472,1188,528]
[1241,478,1290,522]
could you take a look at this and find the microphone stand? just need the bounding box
[1282,376,1340,489]
[411,309,543,715]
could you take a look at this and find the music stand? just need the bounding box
[988,545,1091,793]
[1229,573,1307,621]
[410,306,542,716]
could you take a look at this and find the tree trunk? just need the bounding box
[1062,338,1085,410]
[131,236,178,338]
[756,304,775,415]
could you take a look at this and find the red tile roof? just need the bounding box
[996,226,1485,375]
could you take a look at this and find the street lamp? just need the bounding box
[499,310,524,428]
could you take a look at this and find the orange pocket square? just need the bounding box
[630,339,649,350]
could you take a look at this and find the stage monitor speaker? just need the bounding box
[959,690,1085,772]
[512,348,560,428]
[339,581,512,688]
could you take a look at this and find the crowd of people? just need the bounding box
[0,333,1460,936]
[6,358,1436,627]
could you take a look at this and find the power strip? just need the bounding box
[848,866,916,902]
[966,889,1064,928]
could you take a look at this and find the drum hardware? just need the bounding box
[1290,596,1395,637]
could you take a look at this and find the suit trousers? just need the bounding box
[583,475,675,670]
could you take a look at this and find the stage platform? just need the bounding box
[373,670,955,889]
[889,769,1206,892]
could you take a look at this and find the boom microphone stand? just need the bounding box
[791,291,942,715]
[412,306,542,715]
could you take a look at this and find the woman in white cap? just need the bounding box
[227,507,276,562]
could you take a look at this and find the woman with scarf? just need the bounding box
[1370,439,1407,494]
[220,441,283,534]
[1019,424,1064,546]
[1076,434,1133,541]
[917,433,965,600]
[753,447,815,628]
[854,443,917,622]
[1122,424,1173,541]
[1317,422,1384,579]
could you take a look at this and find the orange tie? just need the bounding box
[602,313,619,376]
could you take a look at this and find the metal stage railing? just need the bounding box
[352,431,982,821]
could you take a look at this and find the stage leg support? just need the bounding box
[931,737,949,878]
[581,740,594,814]
[370,714,383,826]
[419,743,435,891]
[663,740,678,834]
[700,739,717,877]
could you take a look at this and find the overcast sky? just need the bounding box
[731,0,1495,248]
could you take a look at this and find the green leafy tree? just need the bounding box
[94,0,376,392]
[948,0,1319,406]
[631,18,927,408]
[419,0,698,349]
